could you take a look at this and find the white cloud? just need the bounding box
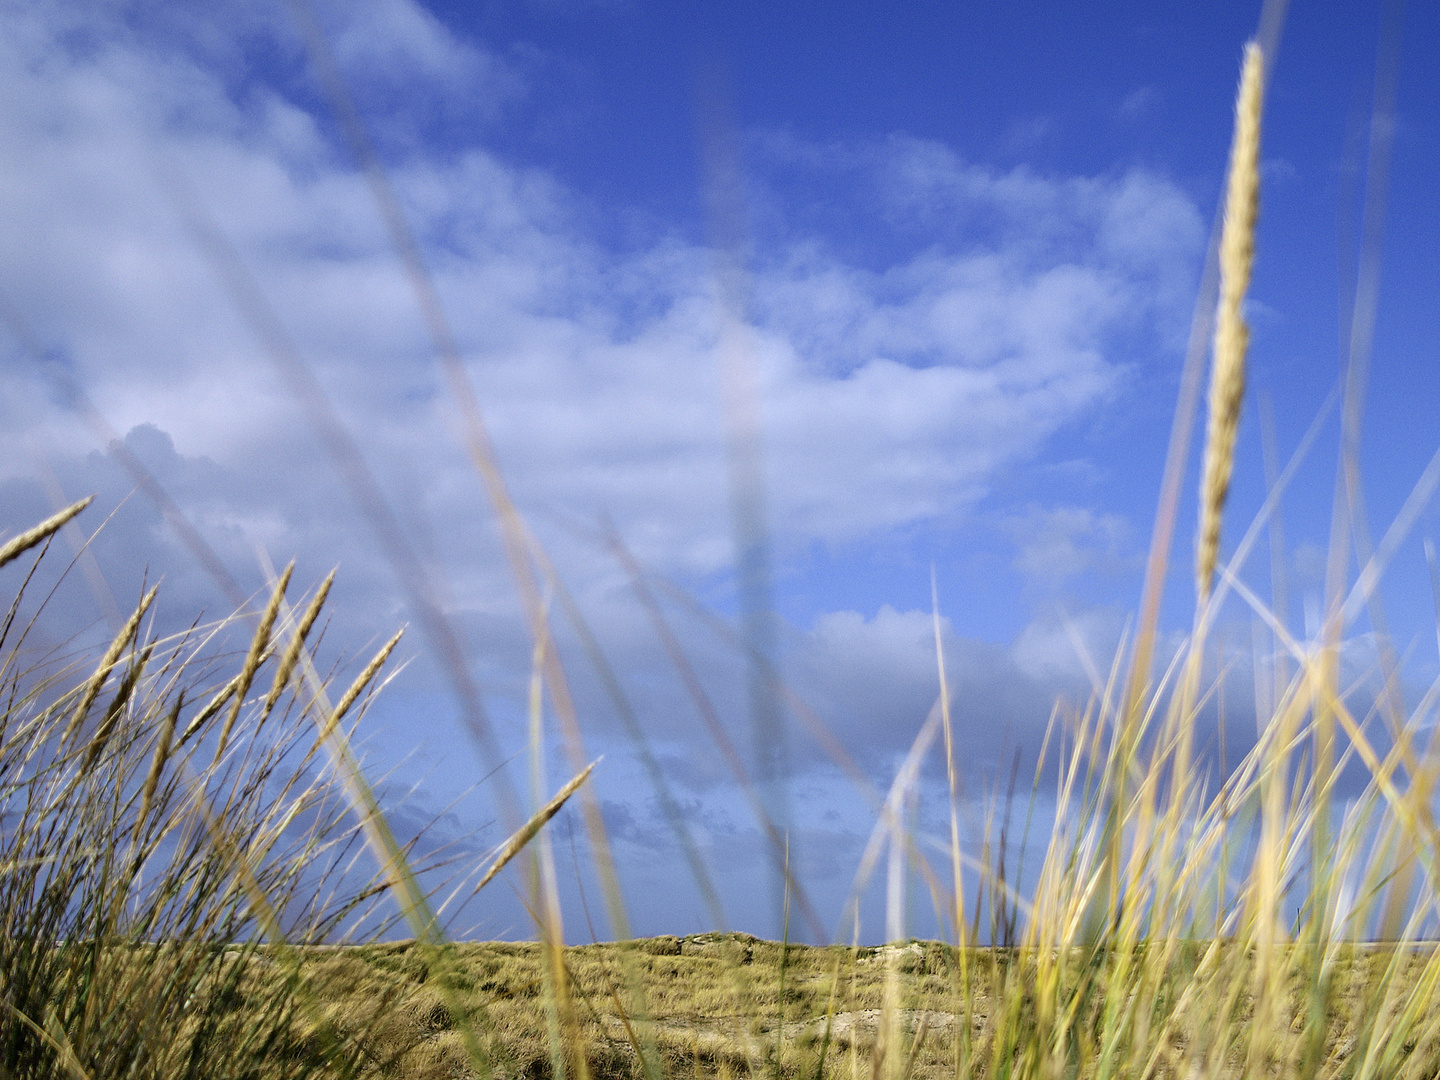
[330,0,490,88]
[1119,86,1160,120]
[1008,606,1127,687]
[787,605,1091,773]
[1004,504,1134,582]
[0,0,1206,794]
[1,0,1204,567]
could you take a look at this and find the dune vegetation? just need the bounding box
[4,17,1440,1080]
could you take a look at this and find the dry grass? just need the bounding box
[1197,40,1264,603]
[224,935,1436,1080]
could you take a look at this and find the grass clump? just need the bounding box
[0,502,410,1079]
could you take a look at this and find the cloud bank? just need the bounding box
[0,0,1208,938]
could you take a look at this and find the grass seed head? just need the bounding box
[0,495,93,571]
[331,627,405,728]
[262,568,335,722]
[82,641,154,772]
[1197,41,1264,604]
[63,584,158,745]
[215,561,293,762]
[135,689,181,842]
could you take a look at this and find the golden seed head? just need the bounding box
[1197,42,1264,604]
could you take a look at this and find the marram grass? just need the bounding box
[5,31,1440,1080]
[1198,40,1263,604]
[0,512,388,1078]
[0,500,597,1080]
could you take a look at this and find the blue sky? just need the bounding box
[1,0,1438,943]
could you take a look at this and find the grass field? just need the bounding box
[34,934,1431,1080]
[5,18,1440,1080]
[276,936,1440,1079]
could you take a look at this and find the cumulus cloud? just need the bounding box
[0,0,1218,939]
[1004,504,1135,582]
[0,0,1203,571]
[785,603,1126,774]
